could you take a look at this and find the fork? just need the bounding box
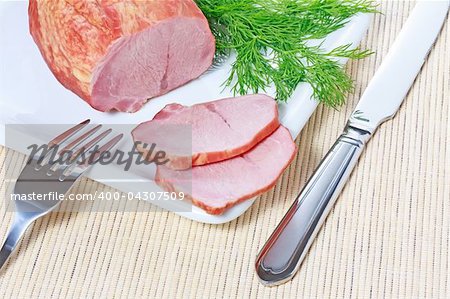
[0,120,123,270]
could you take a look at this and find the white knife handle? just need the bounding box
[255,125,371,286]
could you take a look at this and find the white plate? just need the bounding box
[0,1,372,224]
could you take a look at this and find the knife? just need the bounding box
[255,0,449,286]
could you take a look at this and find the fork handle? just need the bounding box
[0,214,35,270]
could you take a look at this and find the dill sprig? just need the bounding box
[195,0,377,107]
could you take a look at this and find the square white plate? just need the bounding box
[0,1,371,223]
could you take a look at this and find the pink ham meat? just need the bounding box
[132,94,280,169]
[28,0,215,112]
[156,126,297,215]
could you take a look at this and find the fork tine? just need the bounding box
[40,124,101,169]
[34,119,91,169]
[47,128,113,174]
[61,134,123,179]
[69,128,112,162]
[48,119,90,147]
[58,124,102,156]
[79,134,123,167]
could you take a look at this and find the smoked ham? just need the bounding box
[29,0,215,112]
[155,126,297,215]
[132,95,280,170]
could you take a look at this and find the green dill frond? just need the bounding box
[196,0,378,107]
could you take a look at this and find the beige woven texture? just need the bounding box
[0,1,449,298]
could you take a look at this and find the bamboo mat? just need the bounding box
[0,1,449,298]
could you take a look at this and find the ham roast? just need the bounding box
[156,126,297,215]
[28,0,215,112]
[132,94,280,170]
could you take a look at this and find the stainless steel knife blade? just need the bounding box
[349,1,449,133]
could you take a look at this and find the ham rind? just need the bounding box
[28,0,215,112]
[132,94,280,170]
[155,126,297,215]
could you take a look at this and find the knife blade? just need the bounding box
[255,1,449,286]
[350,0,450,133]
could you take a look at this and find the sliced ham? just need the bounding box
[155,126,297,215]
[29,0,215,112]
[132,94,280,170]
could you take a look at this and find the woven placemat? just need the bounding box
[0,1,449,298]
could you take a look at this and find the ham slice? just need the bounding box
[132,94,280,170]
[155,126,297,215]
[29,0,215,112]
